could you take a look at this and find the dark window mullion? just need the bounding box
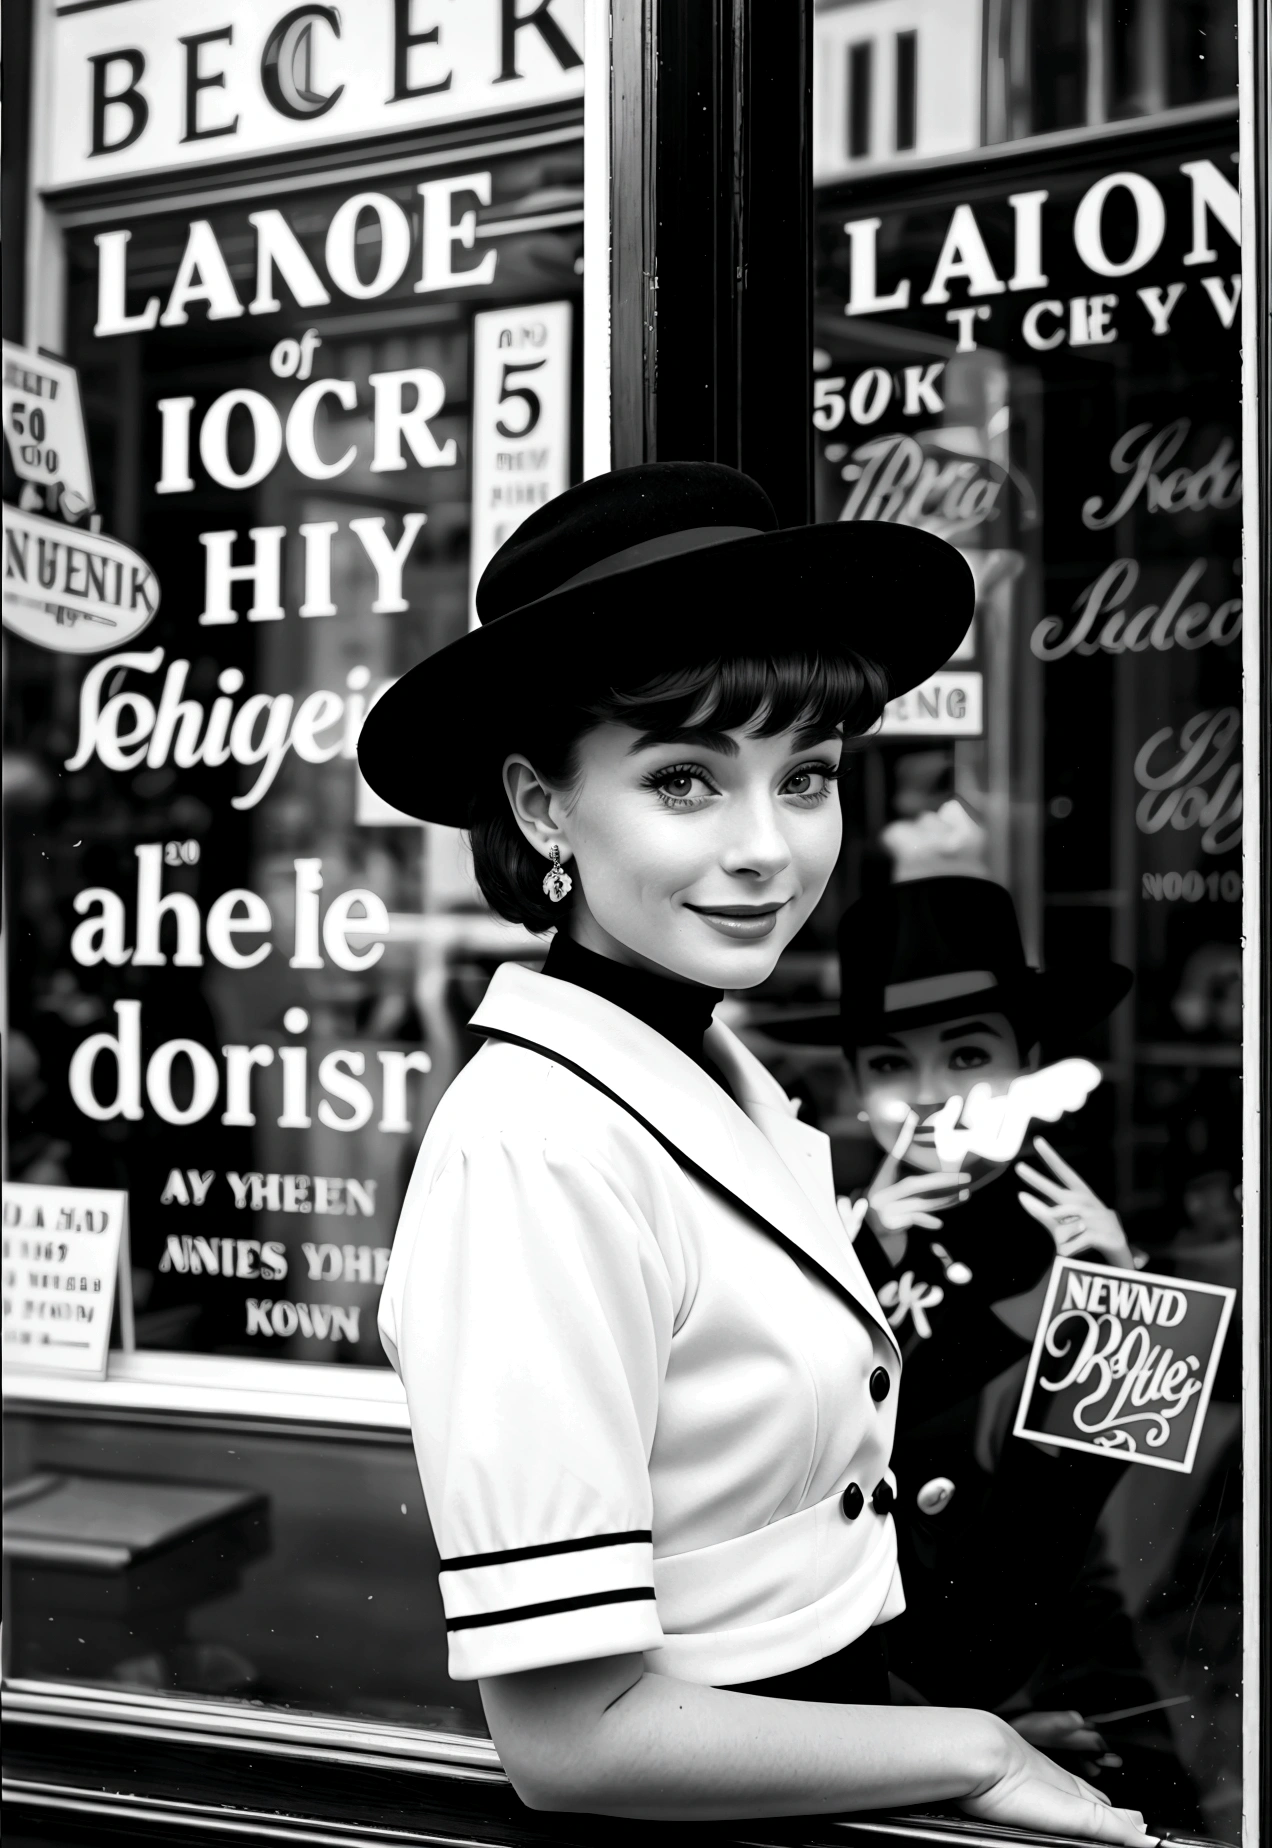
[895,29,917,150]
[847,40,873,159]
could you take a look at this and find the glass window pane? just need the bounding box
[7,152,582,1371]
[807,10,1244,1831]
[4,1411,486,1735]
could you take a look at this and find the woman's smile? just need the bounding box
[684,898,791,940]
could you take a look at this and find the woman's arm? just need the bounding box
[480,1653,1153,1841]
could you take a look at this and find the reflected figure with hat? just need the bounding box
[763,837,1135,1448]
[761,830,1200,1819]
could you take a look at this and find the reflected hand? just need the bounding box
[1016,1136,1134,1267]
[869,1171,972,1233]
[868,1113,969,1233]
[1009,1708,1122,1781]
[961,1715,1152,1844]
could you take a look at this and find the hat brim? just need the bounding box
[756,963,1133,1049]
[358,521,974,825]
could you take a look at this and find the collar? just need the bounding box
[470,964,900,1359]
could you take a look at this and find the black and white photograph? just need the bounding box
[1,2,1266,1846]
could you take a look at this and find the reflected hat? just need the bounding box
[763,876,1132,1051]
[357,461,975,826]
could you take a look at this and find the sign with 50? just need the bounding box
[2,342,95,518]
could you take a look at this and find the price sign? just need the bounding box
[468,301,572,625]
[2,341,95,518]
[3,1184,133,1379]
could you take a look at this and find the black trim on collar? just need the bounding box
[474,1024,897,1354]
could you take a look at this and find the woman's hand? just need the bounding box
[960,1714,1152,1844]
[1009,1708,1121,1780]
[868,1170,972,1233]
[866,1111,969,1233]
[1016,1136,1135,1267]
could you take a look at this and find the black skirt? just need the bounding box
[720,1626,891,1704]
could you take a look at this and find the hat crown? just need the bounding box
[842,876,1029,998]
[475,461,778,622]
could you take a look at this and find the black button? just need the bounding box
[841,1482,864,1520]
[870,1367,891,1403]
[872,1481,895,1515]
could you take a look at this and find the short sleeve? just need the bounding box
[395,1131,675,1680]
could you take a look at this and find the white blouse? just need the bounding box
[379,963,904,1687]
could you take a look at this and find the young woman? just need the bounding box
[359,462,1151,1840]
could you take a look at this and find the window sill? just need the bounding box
[2,1350,410,1430]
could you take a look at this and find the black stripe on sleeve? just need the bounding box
[445,1587,656,1632]
[437,1530,652,1572]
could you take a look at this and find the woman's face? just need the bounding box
[520,719,845,988]
[853,1013,1023,1172]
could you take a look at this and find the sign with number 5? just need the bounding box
[468,302,573,626]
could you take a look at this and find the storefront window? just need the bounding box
[770,11,1244,1834]
[4,0,586,1758]
[8,153,582,1376]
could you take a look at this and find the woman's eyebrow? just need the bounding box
[627,726,739,756]
[937,1019,1002,1042]
[627,724,845,756]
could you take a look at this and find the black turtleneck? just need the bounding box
[542,930,728,1088]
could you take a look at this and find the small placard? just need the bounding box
[2,1184,133,1379]
[469,301,573,626]
[3,340,95,514]
[1014,1257,1235,1473]
[876,671,983,736]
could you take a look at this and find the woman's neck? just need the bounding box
[566,909,702,986]
[542,931,723,1069]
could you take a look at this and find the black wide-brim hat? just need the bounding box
[761,876,1132,1051]
[357,462,975,826]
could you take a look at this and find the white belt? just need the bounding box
[646,1473,903,1687]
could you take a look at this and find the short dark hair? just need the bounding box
[468,651,890,932]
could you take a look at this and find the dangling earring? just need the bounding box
[542,843,573,904]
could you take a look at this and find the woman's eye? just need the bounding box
[644,764,717,808]
[865,1056,908,1077]
[782,761,840,804]
[949,1045,992,1071]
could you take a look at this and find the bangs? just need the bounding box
[585,652,890,745]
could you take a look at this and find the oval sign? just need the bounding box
[2,505,160,654]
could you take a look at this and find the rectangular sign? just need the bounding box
[469,300,572,624]
[1013,1257,1235,1473]
[876,670,983,736]
[3,1184,133,1378]
[3,341,94,516]
[38,0,584,190]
